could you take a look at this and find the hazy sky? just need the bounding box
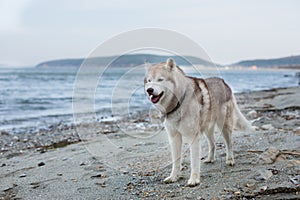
[0,0,299,66]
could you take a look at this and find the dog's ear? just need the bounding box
[144,61,151,71]
[166,58,176,71]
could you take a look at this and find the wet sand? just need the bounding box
[1,87,299,199]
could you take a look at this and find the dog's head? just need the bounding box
[144,58,184,113]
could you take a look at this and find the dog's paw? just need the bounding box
[226,158,235,166]
[164,175,178,184]
[203,158,215,164]
[187,173,200,187]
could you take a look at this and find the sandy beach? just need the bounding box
[1,87,300,199]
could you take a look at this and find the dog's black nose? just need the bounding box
[147,88,154,95]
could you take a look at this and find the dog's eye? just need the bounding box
[148,79,151,82]
[157,78,164,82]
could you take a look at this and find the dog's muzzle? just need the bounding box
[147,88,164,104]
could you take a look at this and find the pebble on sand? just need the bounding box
[19,173,27,178]
[247,110,258,119]
[261,124,274,131]
[38,162,45,167]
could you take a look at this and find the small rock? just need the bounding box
[38,162,45,167]
[261,124,274,131]
[247,110,257,119]
[62,157,68,161]
[13,136,19,141]
[254,169,273,181]
[1,163,6,167]
[259,185,268,192]
[294,127,300,135]
[95,180,106,188]
[19,173,27,178]
[252,126,260,131]
[0,131,9,136]
[37,148,47,153]
[79,161,86,166]
[30,182,40,189]
[245,182,256,190]
[57,173,63,176]
[258,147,279,164]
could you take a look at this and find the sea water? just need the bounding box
[0,67,298,132]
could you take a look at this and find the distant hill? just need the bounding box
[35,54,216,68]
[231,55,300,68]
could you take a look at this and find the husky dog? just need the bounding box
[144,58,251,186]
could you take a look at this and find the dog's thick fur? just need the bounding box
[144,58,251,186]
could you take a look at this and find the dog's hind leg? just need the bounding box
[204,126,215,163]
[219,117,235,166]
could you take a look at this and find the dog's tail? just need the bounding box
[232,95,253,131]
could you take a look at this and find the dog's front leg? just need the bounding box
[187,137,200,186]
[164,130,182,183]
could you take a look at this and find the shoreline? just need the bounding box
[1,86,299,199]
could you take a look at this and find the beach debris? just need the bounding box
[267,168,280,175]
[223,188,230,193]
[286,159,300,171]
[95,180,106,188]
[254,169,273,181]
[286,159,300,166]
[38,162,45,167]
[247,110,258,119]
[57,173,63,176]
[290,177,299,185]
[1,163,6,167]
[30,182,40,189]
[36,148,47,153]
[258,147,279,164]
[234,191,241,196]
[275,154,286,162]
[19,173,27,178]
[98,165,106,172]
[261,124,274,131]
[91,174,107,179]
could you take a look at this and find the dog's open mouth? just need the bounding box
[150,92,164,104]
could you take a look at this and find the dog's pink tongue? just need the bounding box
[151,95,160,103]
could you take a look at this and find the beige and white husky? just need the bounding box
[144,58,251,186]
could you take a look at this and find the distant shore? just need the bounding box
[1,86,299,199]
